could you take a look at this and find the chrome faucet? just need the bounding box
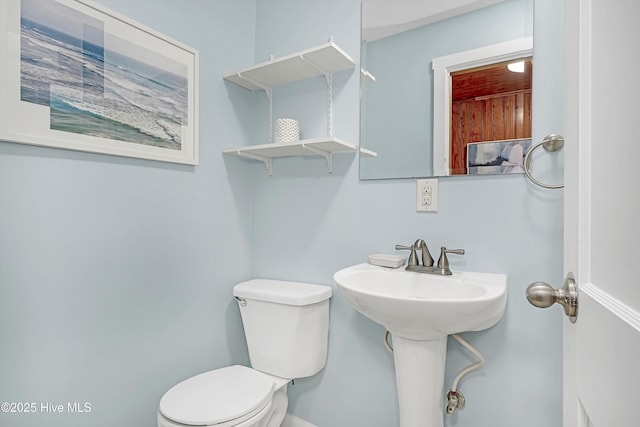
[395,240,464,275]
[395,239,432,269]
[413,239,434,267]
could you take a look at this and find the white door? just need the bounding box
[563,1,640,426]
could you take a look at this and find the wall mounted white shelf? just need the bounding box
[359,147,377,157]
[360,68,376,83]
[224,137,357,176]
[223,42,355,90]
[222,39,376,174]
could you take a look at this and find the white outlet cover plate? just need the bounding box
[416,178,438,212]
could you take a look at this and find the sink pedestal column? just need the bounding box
[392,335,448,427]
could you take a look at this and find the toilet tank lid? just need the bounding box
[233,279,332,306]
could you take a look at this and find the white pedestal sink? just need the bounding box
[333,263,507,427]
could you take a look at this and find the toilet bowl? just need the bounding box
[157,279,332,427]
[158,365,290,427]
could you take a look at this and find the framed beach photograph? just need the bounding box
[467,138,532,175]
[0,0,199,164]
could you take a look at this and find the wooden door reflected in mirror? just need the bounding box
[450,58,532,175]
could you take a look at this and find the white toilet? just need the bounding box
[157,279,332,427]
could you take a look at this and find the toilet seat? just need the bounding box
[159,365,274,426]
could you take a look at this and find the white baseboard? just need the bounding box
[282,413,317,427]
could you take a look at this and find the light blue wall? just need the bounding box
[251,1,564,426]
[0,1,564,427]
[361,0,534,179]
[0,1,258,426]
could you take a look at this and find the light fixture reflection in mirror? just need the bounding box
[359,0,534,180]
[507,60,526,72]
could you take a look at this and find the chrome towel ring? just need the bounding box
[524,134,564,189]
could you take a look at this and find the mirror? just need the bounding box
[360,0,534,180]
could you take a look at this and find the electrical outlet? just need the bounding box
[416,178,438,212]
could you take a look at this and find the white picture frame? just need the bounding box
[0,0,199,165]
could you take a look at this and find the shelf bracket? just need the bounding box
[300,55,334,137]
[326,72,333,137]
[235,150,273,176]
[300,53,332,78]
[235,73,274,144]
[301,144,333,173]
[266,86,273,144]
[235,73,272,97]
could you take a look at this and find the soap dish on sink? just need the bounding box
[368,254,405,268]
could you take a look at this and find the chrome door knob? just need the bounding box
[526,273,578,323]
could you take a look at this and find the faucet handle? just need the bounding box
[437,247,465,271]
[396,244,418,267]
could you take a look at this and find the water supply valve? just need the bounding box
[446,390,465,415]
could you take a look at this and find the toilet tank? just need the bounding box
[233,279,332,379]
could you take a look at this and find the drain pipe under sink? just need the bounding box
[383,331,485,415]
